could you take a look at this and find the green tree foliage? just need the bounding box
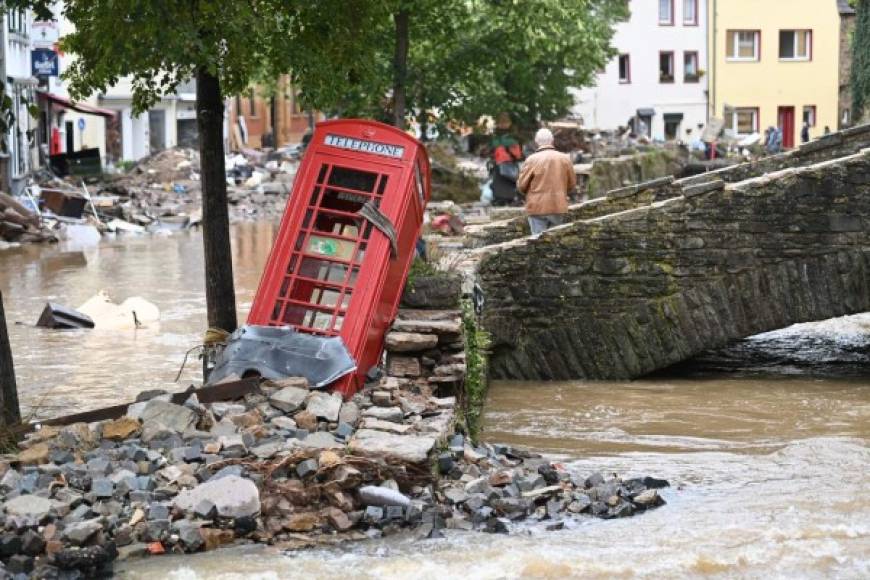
[296,0,628,132]
[852,0,870,119]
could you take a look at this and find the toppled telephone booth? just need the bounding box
[247,119,430,397]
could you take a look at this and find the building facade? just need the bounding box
[708,0,849,148]
[1,8,39,193]
[572,0,709,141]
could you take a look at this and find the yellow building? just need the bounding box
[708,0,854,148]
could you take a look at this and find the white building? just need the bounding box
[1,7,39,193]
[572,0,709,142]
[43,4,199,168]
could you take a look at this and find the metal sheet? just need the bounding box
[206,325,357,389]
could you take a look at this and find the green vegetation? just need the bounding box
[852,0,870,120]
[459,300,490,442]
[296,0,629,132]
[406,257,440,289]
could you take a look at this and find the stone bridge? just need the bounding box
[464,124,870,380]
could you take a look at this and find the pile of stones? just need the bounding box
[0,307,668,577]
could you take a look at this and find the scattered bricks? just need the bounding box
[334,422,354,441]
[438,453,454,475]
[585,472,605,488]
[325,507,353,531]
[229,409,262,428]
[361,406,404,423]
[0,534,22,557]
[330,465,363,490]
[384,332,438,352]
[174,520,204,551]
[7,554,34,575]
[62,519,103,546]
[283,512,321,532]
[271,416,297,431]
[269,386,308,413]
[296,459,319,479]
[102,417,142,441]
[371,390,392,406]
[385,506,404,521]
[199,528,235,551]
[364,506,384,523]
[50,449,75,465]
[386,355,422,377]
[324,489,354,512]
[148,504,170,520]
[294,410,317,431]
[338,402,360,427]
[91,478,114,498]
[20,529,45,556]
[305,392,342,422]
[17,443,50,465]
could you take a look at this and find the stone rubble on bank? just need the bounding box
[0,307,668,577]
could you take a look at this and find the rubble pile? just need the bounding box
[0,193,56,246]
[0,307,668,576]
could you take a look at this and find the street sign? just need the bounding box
[31,20,59,49]
[31,49,59,77]
[77,118,86,131]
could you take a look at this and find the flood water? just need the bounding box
[1,226,868,578]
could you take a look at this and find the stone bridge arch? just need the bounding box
[476,149,870,380]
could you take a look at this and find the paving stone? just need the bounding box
[349,430,436,463]
[269,386,309,413]
[305,392,342,422]
[173,475,260,518]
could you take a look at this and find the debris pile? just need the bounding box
[0,307,668,576]
[0,193,55,246]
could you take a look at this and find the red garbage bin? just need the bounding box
[248,119,430,397]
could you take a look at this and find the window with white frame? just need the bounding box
[731,108,759,135]
[779,30,812,61]
[618,54,630,83]
[726,30,761,61]
[683,0,698,25]
[802,105,816,126]
[659,0,674,25]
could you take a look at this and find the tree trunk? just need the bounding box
[196,68,238,334]
[392,10,409,129]
[0,290,20,426]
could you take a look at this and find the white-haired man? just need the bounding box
[517,128,576,235]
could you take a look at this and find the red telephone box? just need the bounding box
[248,119,430,397]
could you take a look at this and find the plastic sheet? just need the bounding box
[206,325,357,389]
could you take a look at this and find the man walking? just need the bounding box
[517,128,577,236]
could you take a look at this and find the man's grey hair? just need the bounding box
[535,128,554,147]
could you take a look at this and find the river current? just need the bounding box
[0,225,867,578]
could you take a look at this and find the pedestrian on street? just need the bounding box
[517,128,576,236]
[801,122,810,144]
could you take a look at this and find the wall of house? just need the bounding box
[709,0,841,145]
[572,0,709,141]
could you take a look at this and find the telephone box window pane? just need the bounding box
[313,213,360,236]
[321,188,369,213]
[317,165,329,183]
[307,235,356,260]
[377,177,389,195]
[280,277,291,297]
[309,186,321,205]
[355,243,367,264]
[328,166,378,192]
[341,293,352,309]
[271,301,283,321]
[311,287,342,307]
[302,209,313,229]
[333,315,344,331]
[299,258,352,284]
[294,232,305,252]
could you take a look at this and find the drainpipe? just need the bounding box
[710,0,717,121]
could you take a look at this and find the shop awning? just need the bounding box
[37,91,117,118]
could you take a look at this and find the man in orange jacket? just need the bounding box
[517,128,577,236]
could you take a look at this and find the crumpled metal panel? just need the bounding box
[206,325,357,389]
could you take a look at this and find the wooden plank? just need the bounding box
[36,377,260,429]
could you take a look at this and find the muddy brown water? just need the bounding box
[1,225,868,578]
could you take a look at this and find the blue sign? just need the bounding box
[77,118,86,131]
[32,49,59,77]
